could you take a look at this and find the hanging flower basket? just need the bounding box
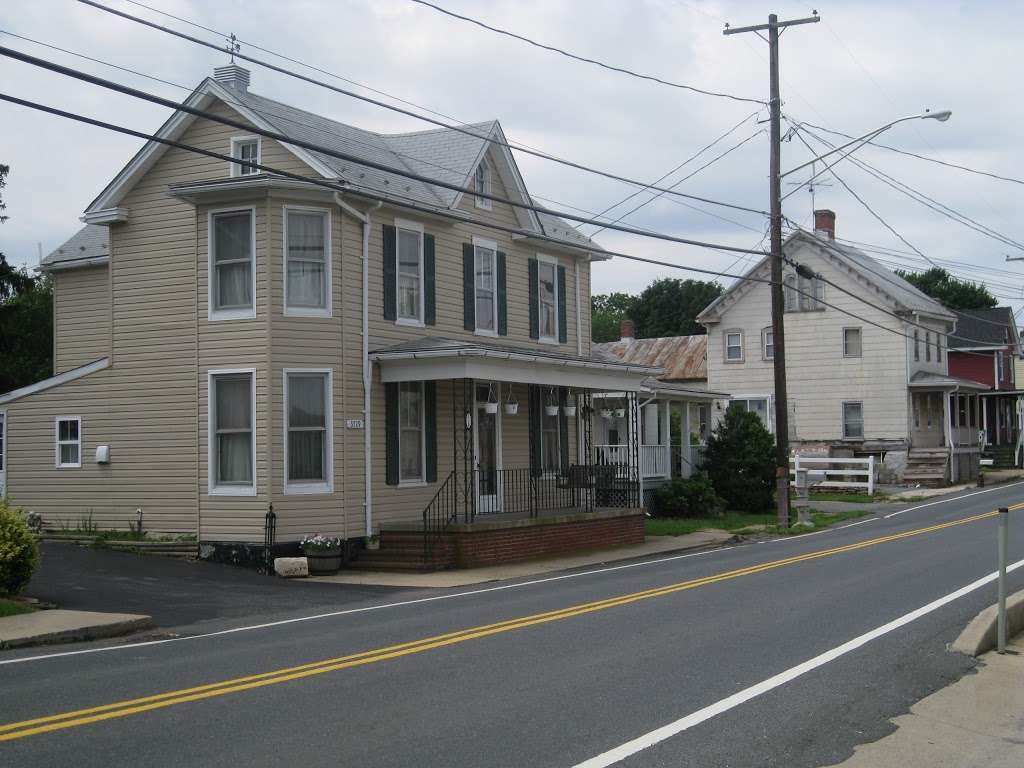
[563,404,577,417]
[483,382,499,414]
[600,408,613,419]
[484,401,498,414]
[614,408,626,419]
[504,402,519,415]
[545,404,560,416]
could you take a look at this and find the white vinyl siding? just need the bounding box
[842,401,864,439]
[284,370,332,494]
[55,416,81,468]
[209,369,256,496]
[396,219,424,325]
[474,237,497,334]
[398,381,425,483]
[537,257,558,343]
[284,206,330,316]
[209,208,256,321]
[230,136,260,177]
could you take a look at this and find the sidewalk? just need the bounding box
[308,530,735,588]
[826,633,1024,768]
[0,609,153,649]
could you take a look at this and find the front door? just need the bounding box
[474,382,502,513]
[911,392,944,448]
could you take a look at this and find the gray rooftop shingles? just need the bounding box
[43,224,109,266]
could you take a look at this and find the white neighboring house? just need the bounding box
[697,210,984,486]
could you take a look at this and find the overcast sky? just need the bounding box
[2,0,1022,315]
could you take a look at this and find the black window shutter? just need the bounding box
[558,386,570,476]
[424,234,436,326]
[385,382,399,485]
[528,385,542,477]
[496,251,508,336]
[463,243,475,331]
[557,265,568,344]
[424,381,437,482]
[383,225,397,321]
[528,258,539,339]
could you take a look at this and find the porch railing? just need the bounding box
[596,443,669,478]
[474,467,592,517]
[423,469,458,560]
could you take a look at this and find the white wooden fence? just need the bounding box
[789,455,875,495]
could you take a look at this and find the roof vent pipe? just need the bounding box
[620,318,636,343]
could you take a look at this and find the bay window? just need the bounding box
[210,370,255,495]
[285,207,330,316]
[285,370,331,493]
[210,209,255,320]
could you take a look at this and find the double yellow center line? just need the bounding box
[1,505,1016,742]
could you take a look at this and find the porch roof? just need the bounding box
[641,377,727,400]
[371,337,662,391]
[908,371,990,391]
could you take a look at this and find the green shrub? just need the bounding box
[650,474,723,518]
[0,499,40,595]
[704,407,776,513]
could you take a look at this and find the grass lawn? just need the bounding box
[645,506,875,537]
[0,598,37,618]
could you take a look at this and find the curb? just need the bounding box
[950,588,1024,657]
[0,611,155,650]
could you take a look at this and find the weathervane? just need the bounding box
[225,33,240,63]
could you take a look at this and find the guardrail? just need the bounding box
[789,455,875,494]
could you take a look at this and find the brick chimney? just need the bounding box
[213,63,251,92]
[619,318,635,343]
[814,209,836,240]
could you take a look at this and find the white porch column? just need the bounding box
[682,401,692,479]
[661,400,671,478]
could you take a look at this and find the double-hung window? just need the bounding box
[398,382,424,483]
[762,327,774,360]
[725,330,744,362]
[285,207,330,316]
[913,330,920,361]
[474,237,498,334]
[541,406,560,475]
[538,259,558,342]
[210,370,255,495]
[843,327,863,357]
[230,136,260,177]
[210,209,255,320]
[925,331,932,362]
[997,351,1005,384]
[474,159,491,210]
[285,370,331,493]
[55,416,81,468]
[842,401,864,439]
[396,220,423,324]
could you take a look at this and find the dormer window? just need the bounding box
[230,136,260,177]
[474,159,491,210]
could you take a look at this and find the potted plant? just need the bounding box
[544,387,559,417]
[503,388,519,415]
[562,389,577,417]
[300,534,344,574]
[366,533,380,551]
[483,383,499,414]
[614,407,626,419]
[600,407,613,419]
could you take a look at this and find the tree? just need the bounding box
[0,163,54,393]
[629,278,722,338]
[591,291,635,342]
[703,407,775,513]
[894,267,997,311]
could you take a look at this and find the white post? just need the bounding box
[793,453,800,485]
[867,454,875,495]
[682,400,691,478]
[661,400,671,478]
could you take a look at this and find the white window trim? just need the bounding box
[474,159,492,210]
[842,400,865,440]
[208,206,257,322]
[761,327,774,361]
[208,368,257,497]
[843,326,863,358]
[394,217,425,326]
[398,380,427,486]
[229,135,261,177]
[473,235,499,337]
[537,253,560,345]
[283,368,334,495]
[283,205,332,318]
[724,329,744,362]
[55,415,82,469]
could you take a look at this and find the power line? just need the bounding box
[0,45,769,257]
[76,0,769,217]
[409,0,764,105]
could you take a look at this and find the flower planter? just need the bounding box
[503,403,519,415]
[366,537,380,551]
[545,405,560,416]
[484,402,498,414]
[600,409,613,419]
[562,406,577,417]
[304,548,342,574]
[614,409,626,419]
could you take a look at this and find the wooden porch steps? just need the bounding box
[904,448,949,487]
[983,445,1018,469]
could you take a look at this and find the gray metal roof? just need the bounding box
[949,307,1016,348]
[42,224,109,267]
[908,371,990,390]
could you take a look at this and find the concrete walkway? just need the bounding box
[826,633,1024,768]
[0,609,153,649]
[308,530,735,588]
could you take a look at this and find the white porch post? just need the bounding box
[661,400,671,479]
[944,392,957,484]
[682,400,692,479]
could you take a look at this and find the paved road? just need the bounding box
[3,483,1023,767]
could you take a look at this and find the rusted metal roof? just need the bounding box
[593,334,707,382]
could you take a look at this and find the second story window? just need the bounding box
[784,271,824,311]
[474,238,497,334]
[285,207,330,316]
[762,327,774,360]
[397,222,423,323]
[474,159,491,210]
[538,259,558,342]
[725,330,744,362]
[210,209,255,320]
[843,327,862,358]
[925,331,932,362]
[997,351,1005,383]
[913,330,920,361]
[230,136,260,177]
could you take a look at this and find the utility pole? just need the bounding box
[725,12,819,528]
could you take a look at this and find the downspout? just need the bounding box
[335,192,381,539]
[575,258,584,358]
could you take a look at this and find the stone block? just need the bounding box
[274,557,309,578]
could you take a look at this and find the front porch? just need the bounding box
[979,390,1024,467]
[908,373,987,484]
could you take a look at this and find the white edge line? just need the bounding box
[836,517,879,530]
[572,558,1024,768]
[884,480,1024,519]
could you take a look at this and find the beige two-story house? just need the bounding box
[0,64,658,568]
[697,210,984,485]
